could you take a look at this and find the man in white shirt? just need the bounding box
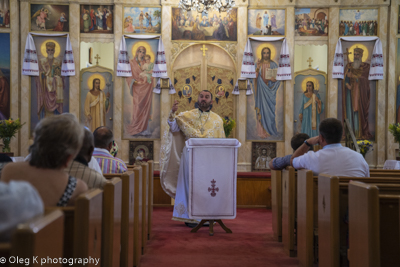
[291,118,369,177]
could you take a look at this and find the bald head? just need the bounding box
[93,126,113,150]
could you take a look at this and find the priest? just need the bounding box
[160,90,225,226]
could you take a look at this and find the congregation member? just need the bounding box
[0,181,44,241]
[1,115,88,206]
[269,133,310,170]
[65,127,107,189]
[23,114,102,175]
[161,90,225,226]
[290,118,369,177]
[92,126,127,174]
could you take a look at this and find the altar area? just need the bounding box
[1,0,398,171]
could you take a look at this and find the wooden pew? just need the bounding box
[104,172,140,267]
[132,166,143,267]
[147,161,154,240]
[102,178,122,267]
[297,169,316,267]
[318,175,400,267]
[281,167,296,257]
[370,169,400,177]
[297,172,400,267]
[271,170,282,242]
[370,169,400,174]
[128,162,154,241]
[140,163,149,255]
[0,210,64,267]
[73,188,103,267]
[45,188,103,267]
[348,181,400,267]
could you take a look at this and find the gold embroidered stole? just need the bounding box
[175,109,225,139]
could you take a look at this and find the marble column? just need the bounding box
[237,1,251,171]
[20,0,30,157]
[376,5,388,168]
[69,3,80,118]
[284,6,295,156]
[9,0,19,154]
[113,3,125,163]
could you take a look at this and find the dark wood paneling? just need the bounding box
[237,178,271,208]
[154,175,271,208]
[153,177,172,206]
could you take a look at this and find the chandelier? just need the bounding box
[178,0,235,14]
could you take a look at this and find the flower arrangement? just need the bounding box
[356,140,373,158]
[389,123,400,143]
[0,118,25,153]
[223,117,236,138]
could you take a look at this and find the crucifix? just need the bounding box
[344,48,352,63]
[95,54,101,65]
[307,57,313,68]
[200,44,208,57]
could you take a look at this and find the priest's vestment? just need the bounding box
[160,108,225,223]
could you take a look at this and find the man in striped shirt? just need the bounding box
[92,126,127,174]
[65,127,107,189]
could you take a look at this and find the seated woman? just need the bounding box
[0,180,44,241]
[1,115,88,206]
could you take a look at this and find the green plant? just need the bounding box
[389,123,400,143]
[356,140,373,158]
[223,117,236,138]
[0,118,25,153]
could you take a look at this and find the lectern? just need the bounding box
[185,138,241,235]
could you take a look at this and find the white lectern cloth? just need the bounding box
[186,138,241,220]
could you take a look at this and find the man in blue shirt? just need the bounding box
[269,133,310,170]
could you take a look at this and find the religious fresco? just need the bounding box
[337,40,376,141]
[295,8,328,36]
[0,33,10,120]
[80,66,113,132]
[122,38,160,140]
[0,0,10,29]
[123,6,161,34]
[251,142,276,171]
[80,5,113,34]
[129,141,153,165]
[30,36,70,135]
[248,9,285,36]
[396,39,400,123]
[171,8,237,42]
[30,4,69,32]
[339,9,378,36]
[293,68,327,138]
[246,40,284,141]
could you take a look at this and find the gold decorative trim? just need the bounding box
[171,42,237,67]
[171,42,191,61]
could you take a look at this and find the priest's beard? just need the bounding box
[353,58,361,69]
[47,54,54,60]
[199,100,211,111]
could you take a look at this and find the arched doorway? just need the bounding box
[171,44,236,135]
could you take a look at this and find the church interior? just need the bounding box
[1,0,400,266]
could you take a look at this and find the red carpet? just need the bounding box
[140,207,299,267]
